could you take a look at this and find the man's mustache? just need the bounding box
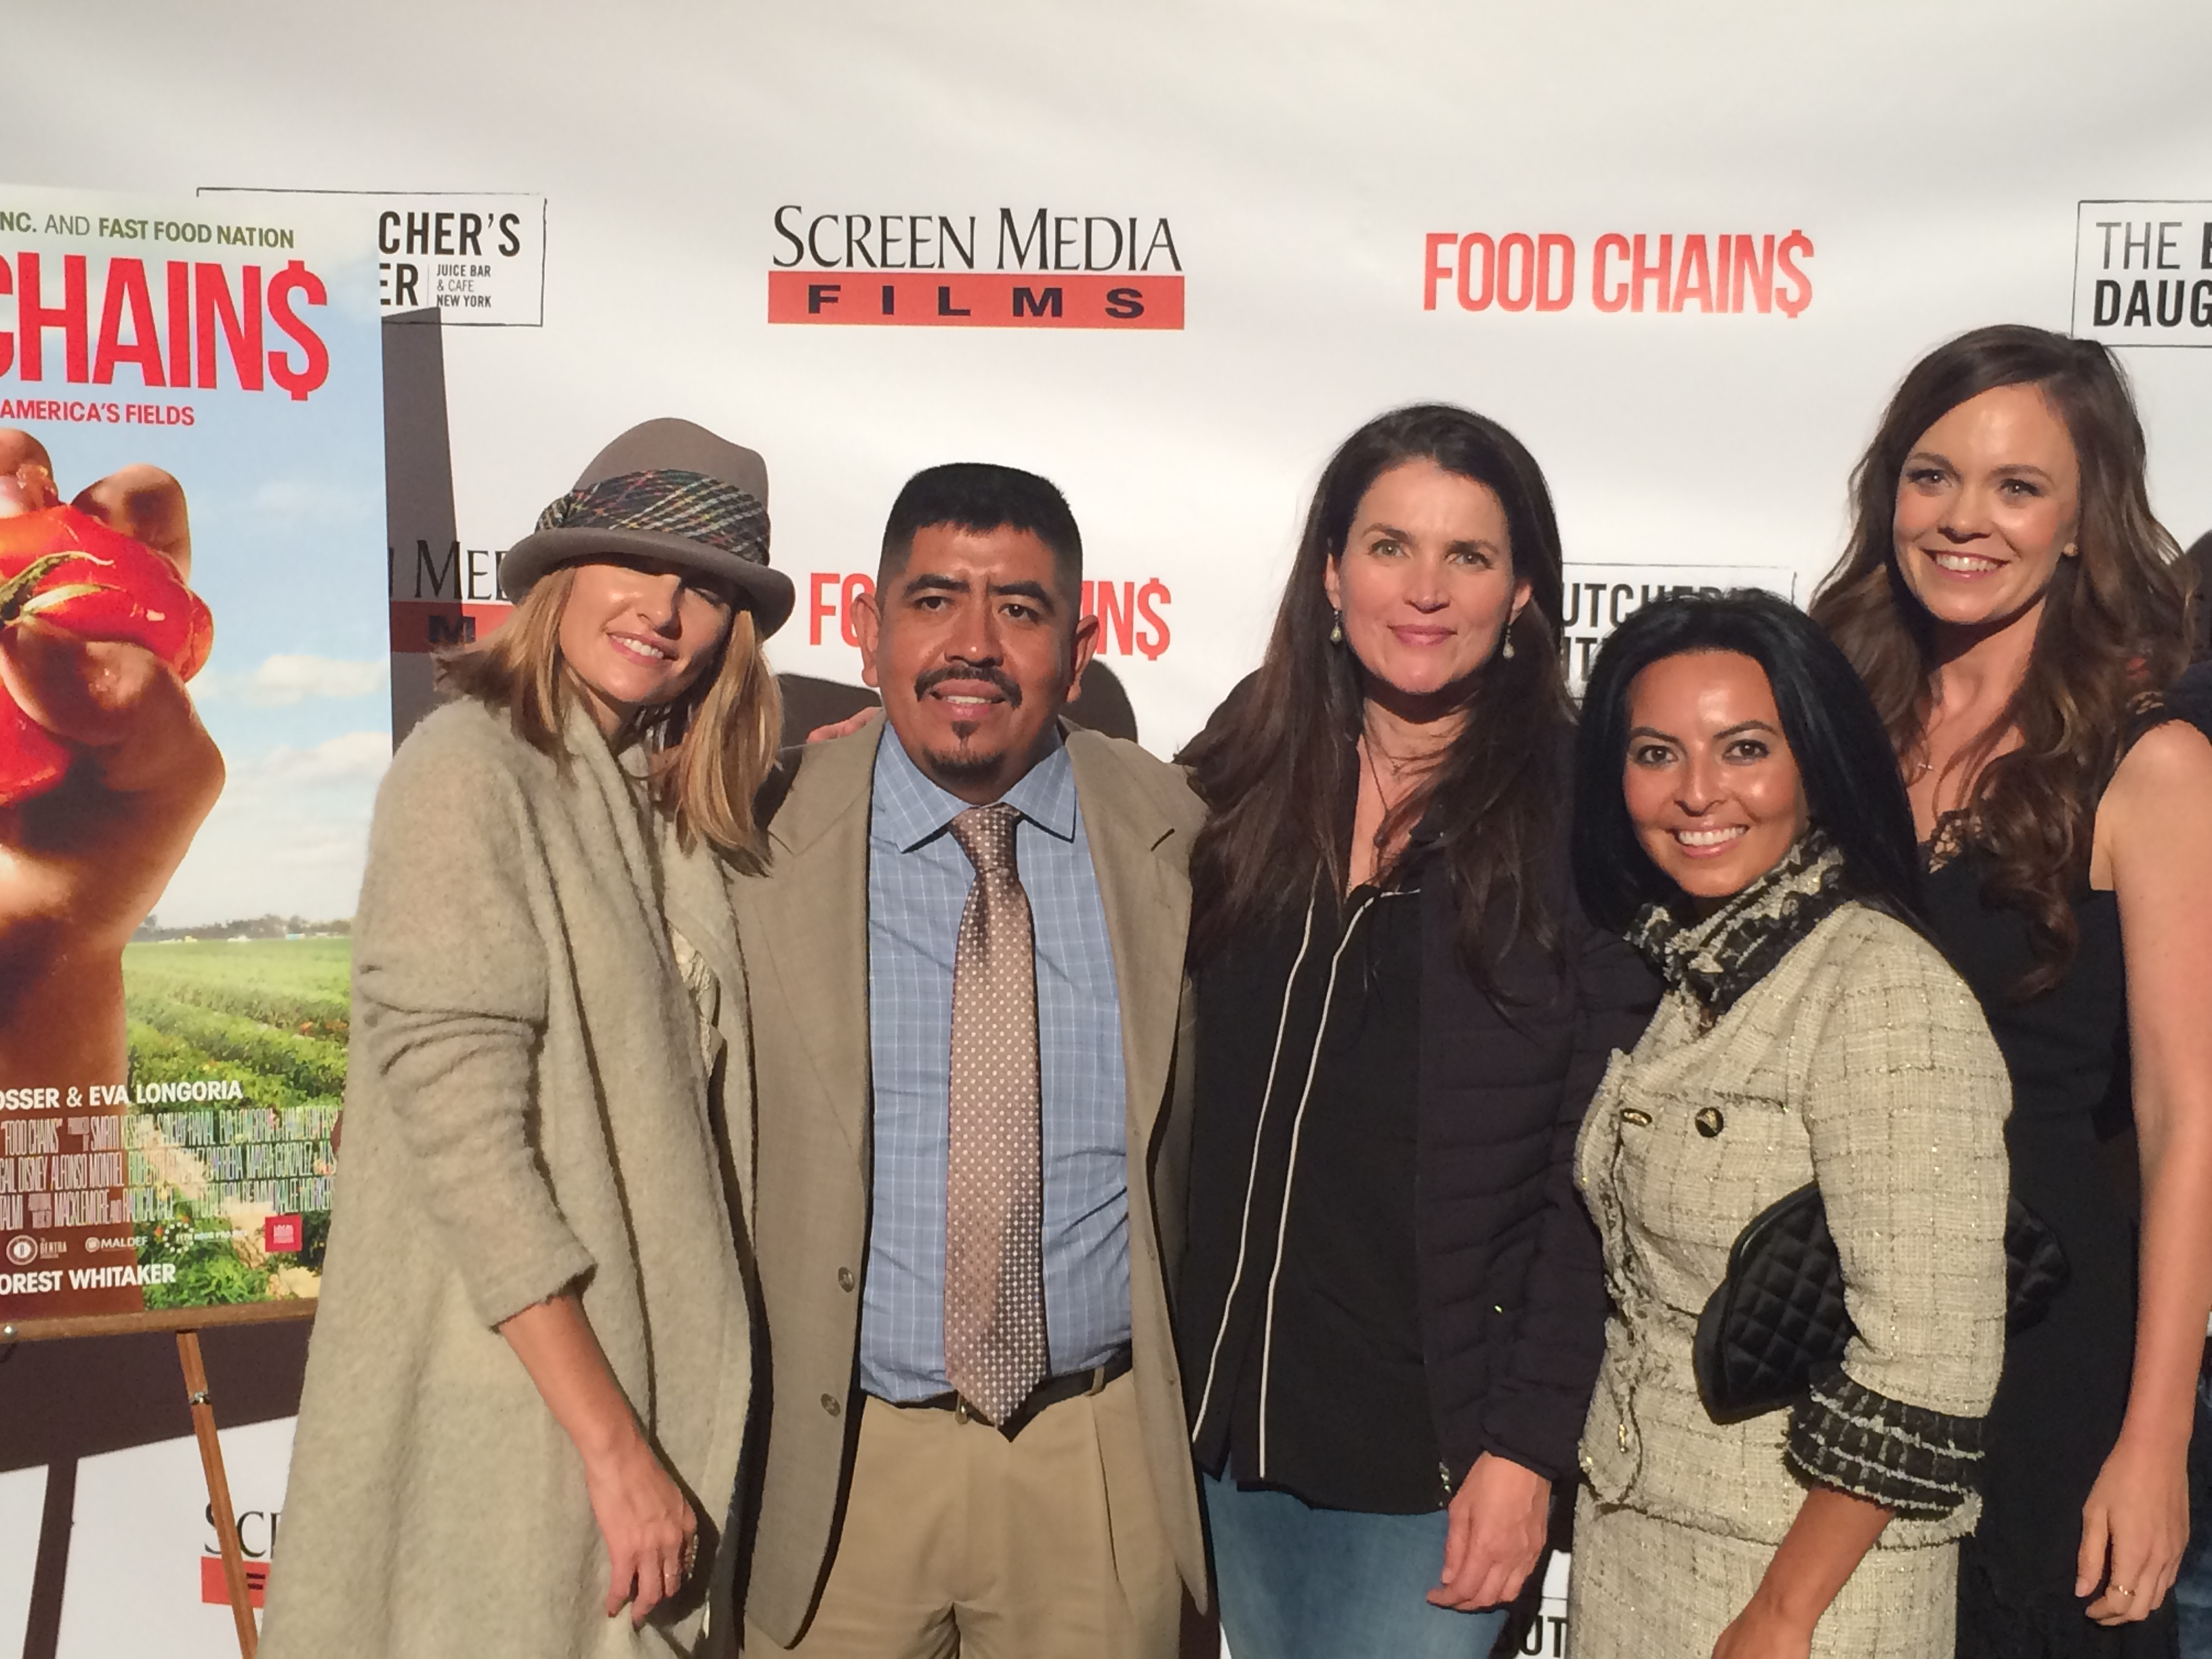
[914,664,1023,708]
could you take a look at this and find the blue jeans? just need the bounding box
[1202,1470,1511,1659]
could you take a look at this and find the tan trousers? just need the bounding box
[747,1372,1182,1659]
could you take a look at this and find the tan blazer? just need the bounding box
[727,720,1208,1645]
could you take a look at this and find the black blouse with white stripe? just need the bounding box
[1180,876,1447,1515]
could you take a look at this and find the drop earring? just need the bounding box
[1501,624,1515,661]
[1329,609,1343,644]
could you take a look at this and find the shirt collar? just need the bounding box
[872,724,1077,853]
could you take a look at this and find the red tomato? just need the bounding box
[0,505,215,804]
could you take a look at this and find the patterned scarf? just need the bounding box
[1630,830,1849,1029]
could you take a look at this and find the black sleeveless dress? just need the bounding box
[1935,701,2203,1659]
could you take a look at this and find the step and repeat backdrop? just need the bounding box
[2,1,2210,1653]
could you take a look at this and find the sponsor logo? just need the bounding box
[83,1234,134,1253]
[200,1555,270,1610]
[4,1235,33,1265]
[769,205,1183,329]
[389,598,510,651]
[388,537,513,657]
[1559,564,1798,689]
[805,569,1172,661]
[202,1502,281,1607]
[265,1213,304,1254]
[2073,202,2212,346]
[199,188,548,327]
[1423,231,1814,317]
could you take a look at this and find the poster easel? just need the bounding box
[3,1300,316,1659]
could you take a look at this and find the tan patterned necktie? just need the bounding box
[944,802,1048,1426]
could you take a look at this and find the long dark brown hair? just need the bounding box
[1181,403,1572,986]
[1808,325,2188,993]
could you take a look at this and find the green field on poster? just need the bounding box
[123,938,344,1308]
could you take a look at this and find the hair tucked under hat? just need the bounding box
[441,417,792,865]
[499,417,794,636]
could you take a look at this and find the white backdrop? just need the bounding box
[18,0,2211,755]
[5,2,2211,1652]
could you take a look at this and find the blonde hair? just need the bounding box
[436,567,783,870]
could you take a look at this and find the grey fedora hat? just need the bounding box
[501,417,796,636]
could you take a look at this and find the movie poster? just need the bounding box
[0,185,384,1325]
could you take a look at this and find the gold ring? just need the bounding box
[2112,1585,2135,1599]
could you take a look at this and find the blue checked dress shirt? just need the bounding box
[861,730,1132,1401]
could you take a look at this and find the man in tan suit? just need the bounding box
[729,463,1207,1658]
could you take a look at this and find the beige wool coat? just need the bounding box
[261,699,756,1659]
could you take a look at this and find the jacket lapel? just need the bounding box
[739,724,882,1164]
[1067,732,1188,1155]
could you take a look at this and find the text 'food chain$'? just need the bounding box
[804,568,1173,659]
[0,245,331,397]
[1423,230,1814,316]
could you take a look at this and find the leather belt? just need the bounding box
[889,1345,1132,1441]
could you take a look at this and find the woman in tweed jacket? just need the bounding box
[1565,593,2011,1659]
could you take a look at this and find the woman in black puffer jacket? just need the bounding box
[1174,403,1655,1659]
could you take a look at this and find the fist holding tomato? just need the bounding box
[0,428,224,1091]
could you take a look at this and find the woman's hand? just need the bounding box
[580,1431,699,1626]
[1427,1452,1549,1611]
[497,1293,698,1626]
[1712,1595,1814,1659]
[2079,1428,2190,1622]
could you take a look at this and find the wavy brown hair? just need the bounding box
[1180,403,1573,989]
[1808,325,2188,994]
[437,565,782,869]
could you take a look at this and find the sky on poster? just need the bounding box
[0,184,386,927]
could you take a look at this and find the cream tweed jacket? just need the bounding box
[261,700,756,1659]
[1574,895,2010,1551]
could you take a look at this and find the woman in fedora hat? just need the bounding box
[263,420,791,1659]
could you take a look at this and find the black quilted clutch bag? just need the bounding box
[1692,1183,2069,1422]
